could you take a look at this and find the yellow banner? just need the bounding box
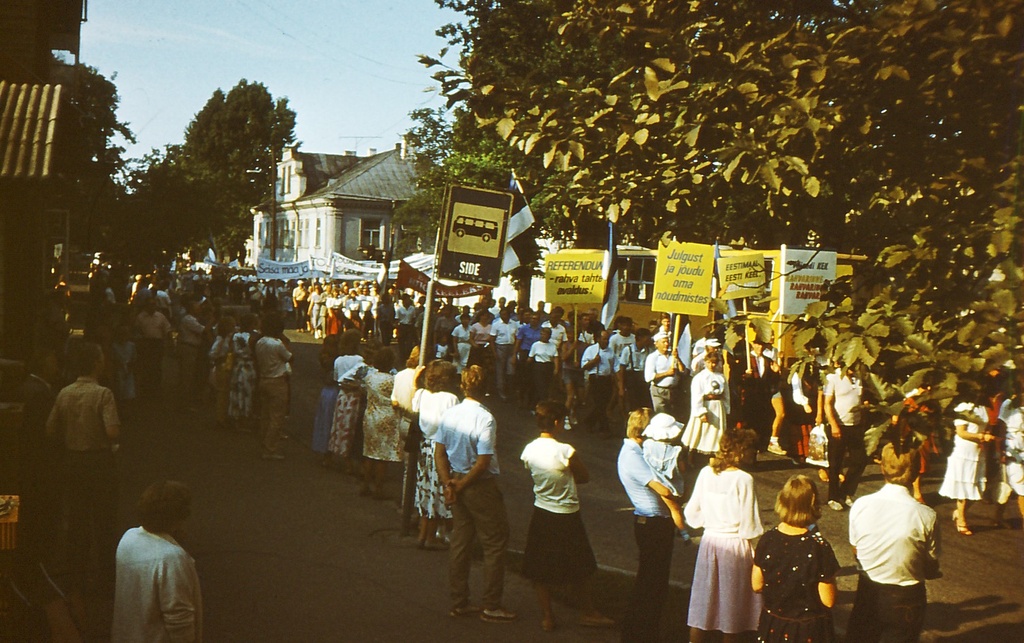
[717,252,765,300]
[652,241,715,315]
[544,250,606,303]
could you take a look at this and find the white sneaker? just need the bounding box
[767,439,786,456]
[827,500,845,511]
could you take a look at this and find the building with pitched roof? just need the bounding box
[249,142,416,264]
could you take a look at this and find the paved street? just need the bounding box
[105,330,1024,642]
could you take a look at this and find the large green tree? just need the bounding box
[427,0,1024,440]
[180,79,296,257]
[62,63,134,253]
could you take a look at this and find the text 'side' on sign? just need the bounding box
[437,184,514,287]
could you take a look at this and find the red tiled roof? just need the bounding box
[0,81,62,179]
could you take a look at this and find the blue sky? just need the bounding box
[81,0,460,160]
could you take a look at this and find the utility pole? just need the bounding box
[269,146,277,261]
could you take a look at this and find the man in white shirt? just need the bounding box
[608,316,636,356]
[254,314,293,460]
[645,332,683,416]
[848,444,939,642]
[541,306,570,349]
[490,307,519,400]
[618,328,653,412]
[395,294,418,361]
[433,367,516,623]
[113,481,202,643]
[580,330,618,434]
[824,364,866,510]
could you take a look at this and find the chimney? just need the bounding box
[344,150,356,157]
[368,148,377,156]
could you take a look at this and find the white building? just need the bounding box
[249,143,416,264]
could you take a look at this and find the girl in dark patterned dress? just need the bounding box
[752,474,839,643]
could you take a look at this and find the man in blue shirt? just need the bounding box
[434,366,516,623]
[513,310,543,408]
[617,411,684,642]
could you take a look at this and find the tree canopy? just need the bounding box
[181,79,296,257]
[424,0,1024,441]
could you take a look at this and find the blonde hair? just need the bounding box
[461,365,487,398]
[775,475,820,528]
[626,408,652,440]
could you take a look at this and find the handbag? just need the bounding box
[806,423,829,468]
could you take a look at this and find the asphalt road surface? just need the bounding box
[100,330,1024,642]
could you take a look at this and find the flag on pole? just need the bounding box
[600,220,619,328]
[501,173,537,272]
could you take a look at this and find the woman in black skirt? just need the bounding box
[519,401,615,632]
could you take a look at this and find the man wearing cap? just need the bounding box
[645,332,684,416]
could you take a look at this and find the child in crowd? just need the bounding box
[752,474,839,642]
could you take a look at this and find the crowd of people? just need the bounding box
[11,264,1024,642]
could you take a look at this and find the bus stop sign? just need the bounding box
[437,185,514,287]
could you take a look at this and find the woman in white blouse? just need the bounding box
[684,428,764,642]
[412,360,460,549]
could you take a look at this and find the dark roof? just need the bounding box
[294,151,360,195]
[0,81,62,179]
[308,148,416,202]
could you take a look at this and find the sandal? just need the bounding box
[953,512,973,536]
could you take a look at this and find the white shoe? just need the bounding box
[767,440,786,456]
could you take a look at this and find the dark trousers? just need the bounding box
[533,361,554,403]
[827,421,867,502]
[136,337,164,398]
[517,352,535,406]
[624,371,652,411]
[583,375,614,433]
[847,573,927,643]
[622,515,675,642]
[64,450,118,594]
[397,324,416,361]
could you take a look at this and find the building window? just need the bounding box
[297,217,306,248]
[361,219,382,249]
[621,256,655,303]
[314,218,322,248]
[284,166,292,195]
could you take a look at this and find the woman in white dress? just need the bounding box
[938,399,996,535]
[682,352,730,457]
[684,428,763,641]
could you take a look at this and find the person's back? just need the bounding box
[113,528,202,642]
[113,481,202,643]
